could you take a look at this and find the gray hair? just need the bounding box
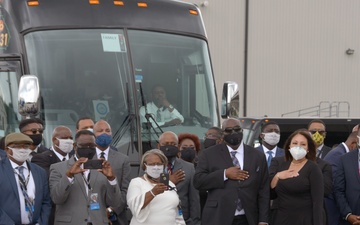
[141,149,168,171]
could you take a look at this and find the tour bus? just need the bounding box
[238,117,360,149]
[0,0,237,175]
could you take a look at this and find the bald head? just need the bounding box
[52,126,73,139]
[222,118,241,129]
[158,131,178,146]
[93,120,112,137]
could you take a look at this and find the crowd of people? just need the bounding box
[1,109,360,225]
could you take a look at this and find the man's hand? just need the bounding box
[225,166,249,181]
[347,214,360,224]
[169,169,185,185]
[98,160,115,181]
[66,157,88,178]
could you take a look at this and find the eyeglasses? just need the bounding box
[309,130,326,135]
[223,126,243,133]
[23,128,44,134]
[76,144,96,149]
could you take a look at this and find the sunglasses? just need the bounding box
[309,130,326,135]
[23,128,44,134]
[223,126,243,133]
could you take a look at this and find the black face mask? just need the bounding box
[204,139,217,149]
[159,145,179,160]
[76,148,96,159]
[180,148,196,163]
[223,132,243,146]
[28,134,43,145]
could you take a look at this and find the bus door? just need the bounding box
[0,59,22,136]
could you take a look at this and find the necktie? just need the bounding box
[267,151,273,168]
[167,162,173,174]
[100,152,105,159]
[62,157,66,161]
[316,149,323,158]
[230,151,243,211]
[230,151,241,169]
[156,109,161,122]
[17,166,34,223]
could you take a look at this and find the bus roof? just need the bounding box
[4,0,206,38]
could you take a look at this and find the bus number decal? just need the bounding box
[0,18,10,49]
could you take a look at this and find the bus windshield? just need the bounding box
[24,29,218,152]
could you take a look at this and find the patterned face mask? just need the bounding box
[311,131,324,145]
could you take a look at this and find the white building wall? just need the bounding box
[184,0,360,118]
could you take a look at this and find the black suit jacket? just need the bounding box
[319,145,332,159]
[334,149,360,224]
[32,147,74,176]
[194,143,269,225]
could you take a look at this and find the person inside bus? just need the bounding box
[139,85,184,128]
[307,119,331,159]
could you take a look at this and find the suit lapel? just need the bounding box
[3,159,20,201]
[173,158,183,171]
[354,150,360,184]
[28,163,42,218]
[219,144,233,167]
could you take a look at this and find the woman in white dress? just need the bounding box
[127,149,184,225]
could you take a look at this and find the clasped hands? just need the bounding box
[66,158,116,181]
[226,166,249,181]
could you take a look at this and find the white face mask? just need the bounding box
[289,146,307,160]
[87,128,94,133]
[8,147,32,162]
[145,164,164,178]
[263,132,280,146]
[55,138,74,154]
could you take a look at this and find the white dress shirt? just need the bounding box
[262,145,278,160]
[51,146,69,161]
[139,102,184,127]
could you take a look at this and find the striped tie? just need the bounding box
[17,166,34,223]
[230,151,243,211]
[156,109,162,122]
[267,151,273,168]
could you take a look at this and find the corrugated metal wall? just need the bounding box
[183,0,360,118]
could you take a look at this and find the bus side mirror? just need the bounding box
[221,81,239,118]
[18,75,40,118]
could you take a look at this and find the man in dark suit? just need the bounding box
[194,118,269,225]
[0,132,51,224]
[157,131,200,225]
[93,119,131,225]
[256,121,283,225]
[324,131,358,225]
[19,118,49,157]
[49,130,121,225]
[256,121,284,166]
[32,126,74,175]
[307,119,331,159]
[334,148,360,224]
